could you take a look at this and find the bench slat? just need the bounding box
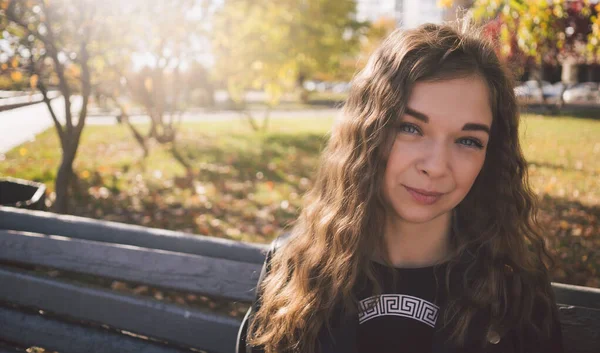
[0,304,193,353]
[0,344,24,353]
[0,267,240,353]
[0,206,268,264]
[558,305,600,353]
[553,282,600,310]
[0,229,262,302]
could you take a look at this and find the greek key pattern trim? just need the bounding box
[358,294,439,327]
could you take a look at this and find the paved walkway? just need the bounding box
[0,97,68,153]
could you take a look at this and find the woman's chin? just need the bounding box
[393,207,450,224]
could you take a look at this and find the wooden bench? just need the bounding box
[0,206,598,353]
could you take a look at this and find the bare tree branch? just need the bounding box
[76,34,91,137]
[22,34,66,147]
[102,92,150,158]
[38,80,66,146]
[166,61,183,129]
[39,0,73,133]
[241,111,260,131]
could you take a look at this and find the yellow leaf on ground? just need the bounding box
[559,220,569,229]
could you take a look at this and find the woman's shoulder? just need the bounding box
[497,264,564,352]
[269,231,294,256]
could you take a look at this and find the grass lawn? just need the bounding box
[1,113,599,287]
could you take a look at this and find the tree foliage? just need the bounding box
[471,0,600,66]
[93,0,214,175]
[211,0,361,130]
[354,16,397,70]
[467,0,600,109]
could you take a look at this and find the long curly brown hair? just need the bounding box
[247,19,557,353]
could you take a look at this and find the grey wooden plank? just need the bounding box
[0,267,240,353]
[0,229,262,302]
[553,282,600,310]
[0,206,268,264]
[0,343,24,353]
[0,305,194,353]
[557,305,600,353]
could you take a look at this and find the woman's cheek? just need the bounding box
[453,149,486,183]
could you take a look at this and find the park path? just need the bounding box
[0,97,69,153]
[0,98,340,153]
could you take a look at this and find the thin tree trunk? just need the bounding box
[126,116,150,158]
[557,84,568,111]
[170,143,193,177]
[242,110,260,131]
[261,107,272,132]
[117,110,150,159]
[105,94,150,159]
[536,78,547,105]
[8,0,92,214]
[297,72,309,103]
[54,146,76,213]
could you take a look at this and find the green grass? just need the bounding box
[0,117,335,244]
[521,115,600,205]
[1,117,335,187]
[1,113,599,286]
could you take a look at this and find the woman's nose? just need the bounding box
[416,142,450,177]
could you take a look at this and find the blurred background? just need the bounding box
[0,0,599,292]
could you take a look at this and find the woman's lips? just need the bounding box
[403,185,444,205]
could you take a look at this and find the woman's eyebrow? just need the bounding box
[405,106,490,135]
[405,107,429,122]
[462,123,490,135]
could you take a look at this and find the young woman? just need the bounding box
[237,19,564,353]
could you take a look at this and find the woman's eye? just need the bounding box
[398,123,420,135]
[458,138,484,149]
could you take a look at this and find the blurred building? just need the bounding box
[355,0,474,28]
[355,0,401,23]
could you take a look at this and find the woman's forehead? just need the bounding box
[404,76,493,127]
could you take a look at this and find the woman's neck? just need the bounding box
[381,211,452,268]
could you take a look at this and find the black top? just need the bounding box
[356,261,448,353]
[239,231,566,353]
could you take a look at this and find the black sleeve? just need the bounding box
[491,268,565,353]
[516,294,565,353]
[537,278,565,353]
[545,304,565,353]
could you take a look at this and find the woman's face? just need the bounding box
[382,75,493,224]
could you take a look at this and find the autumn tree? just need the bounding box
[0,0,120,213]
[211,0,361,131]
[96,0,213,175]
[469,0,600,106]
[354,16,397,70]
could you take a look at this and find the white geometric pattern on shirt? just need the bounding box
[358,294,439,327]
